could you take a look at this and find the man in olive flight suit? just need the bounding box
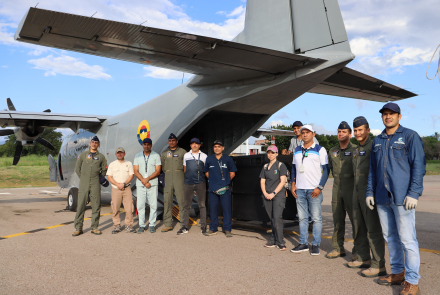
[326,122,358,260]
[346,116,386,277]
[160,133,186,232]
[73,136,108,236]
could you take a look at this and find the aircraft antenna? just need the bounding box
[140,20,148,26]
[426,44,440,82]
[35,2,39,8]
[91,12,97,18]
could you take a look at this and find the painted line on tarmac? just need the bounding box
[231,221,440,255]
[0,212,115,240]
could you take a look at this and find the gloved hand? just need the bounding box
[403,196,418,210]
[366,197,375,210]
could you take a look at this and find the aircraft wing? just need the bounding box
[253,128,296,138]
[307,67,416,101]
[0,110,109,133]
[14,8,323,87]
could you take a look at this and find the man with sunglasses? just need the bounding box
[290,125,330,256]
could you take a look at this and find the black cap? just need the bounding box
[168,133,177,140]
[292,121,303,127]
[353,116,369,128]
[142,138,152,144]
[91,136,100,142]
[99,175,109,187]
[338,121,351,131]
[190,138,201,144]
[213,140,224,146]
[379,102,400,114]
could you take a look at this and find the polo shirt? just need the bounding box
[259,160,287,196]
[204,154,237,191]
[183,150,208,185]
[133,151,161,187]
[292,142,328,189]
[107,160,134,189]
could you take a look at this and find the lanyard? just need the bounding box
[191,153,201,180]
[143,153,150,174]
[218,157,225,181]
[301,147,309,164]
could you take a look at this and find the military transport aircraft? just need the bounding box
[0,1,415,215]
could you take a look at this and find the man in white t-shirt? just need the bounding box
[290,125,330,256]
[107,147,135,233]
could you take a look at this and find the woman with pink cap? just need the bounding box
[259,145,288,250]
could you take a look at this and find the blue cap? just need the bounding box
[292,121,303,127]
[213,140,224,146]
[338,121,351,131]
[168,133,177,140]
[190,138,201,144]
[91,136,100,142]
[379,102,400,114]
[99,175,109,187]
[353,116,369,128]
[142,138,152,144]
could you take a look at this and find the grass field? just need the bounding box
[0,155,57,188]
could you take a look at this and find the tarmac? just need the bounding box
[0,176,439,294]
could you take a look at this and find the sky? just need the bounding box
[1,0,439,145]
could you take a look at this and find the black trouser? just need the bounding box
[263,194,286,246]
[182,182,207,229]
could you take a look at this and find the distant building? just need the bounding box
[231,144,264,156]
[254,139,269,145]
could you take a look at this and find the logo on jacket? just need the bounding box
[333,150,339,157]
[137,120,151,145]
[395,137,405,144]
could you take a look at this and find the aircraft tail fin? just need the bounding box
[233,0,350,54]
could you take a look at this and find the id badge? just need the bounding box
[300,165,305,173]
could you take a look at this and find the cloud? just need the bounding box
[28,55,111,80]
[1,65,7,68]
[275,111,289,120]
[370,129,382,136]
[269,120,285,127]
[310,124,336,135]
[143,66,194,80]
[355,100,368,110]
[227,6,245,17]
[0,21,50,55]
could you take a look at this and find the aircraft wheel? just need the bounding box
[67,188,78,212]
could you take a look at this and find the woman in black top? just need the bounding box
[259,145,288,250]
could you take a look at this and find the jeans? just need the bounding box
[296,189,323,246]
[208,190,232,232]
[377,204,420,285]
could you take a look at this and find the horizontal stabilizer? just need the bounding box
[307,67,416,101]
[15,8,324,86]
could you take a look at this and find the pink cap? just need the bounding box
[266,145,278,153]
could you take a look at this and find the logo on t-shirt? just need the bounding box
[274,170,278,174]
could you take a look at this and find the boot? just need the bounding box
[400,281,420,295]
[361,267,387,278]
[325,250,346,259]
[345,260,371,269]
[377,271,405,286]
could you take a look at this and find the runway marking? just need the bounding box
[0,212,114,240]
[0,193,11,195]
[40,190,58,194]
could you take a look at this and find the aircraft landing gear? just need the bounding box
[67,187,78,212]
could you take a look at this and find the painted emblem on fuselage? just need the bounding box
[137,120,151,145]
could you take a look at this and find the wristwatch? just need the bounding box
[317,185,324,191]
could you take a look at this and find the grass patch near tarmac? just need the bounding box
[0,155,57,188]
[427,160,440,175]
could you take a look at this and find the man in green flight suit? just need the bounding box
[326,122,357,260]
[72,136,108,236]
[346,116,386,278]
[160,133,186,232]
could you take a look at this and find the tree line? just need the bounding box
[0,128,63,157]
[265,125,440,160]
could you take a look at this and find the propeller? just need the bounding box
[4,98,56,165]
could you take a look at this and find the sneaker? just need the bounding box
[72,230,83,237]
[137,227,145,234]
[204,230,217,236]
[291,244,309,253]
[400,281,420,295]
[377,271,405,286]
[112,226,122,234]
[225,231,232,238]
[325,250,346,259]
[125,226,136,233]
[161,226,173,232]
[311,245,320,256]
[264,242,276,248]
[91,229,102,235]
[177,227,188,235]
[201,227,207,235]
[361,267,387,278]
[150,226,156,233]
[276,244,287,251]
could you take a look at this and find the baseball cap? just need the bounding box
[115,147,125,153]
[213,140,224,146]
[142,138,152,144]
[299,124,314,133]
[190,138,201,144]
[379,102,401,114]
[266,145,278,153]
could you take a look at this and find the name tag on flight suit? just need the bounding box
[93,157,99,160]
[173,154,179,157]
[359,151,366,156]
[344,152,351,156]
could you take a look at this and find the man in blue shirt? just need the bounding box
[367,103,425,295]
[204,140,237,237]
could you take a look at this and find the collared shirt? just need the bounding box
[183,150,208,185]
[288,136,319,153]
[134,151,161,187]
[292,142,328,189]
[367,125,426,205]
[107,160,134,189]
[204,154,237,191]
[259,160,287,196]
